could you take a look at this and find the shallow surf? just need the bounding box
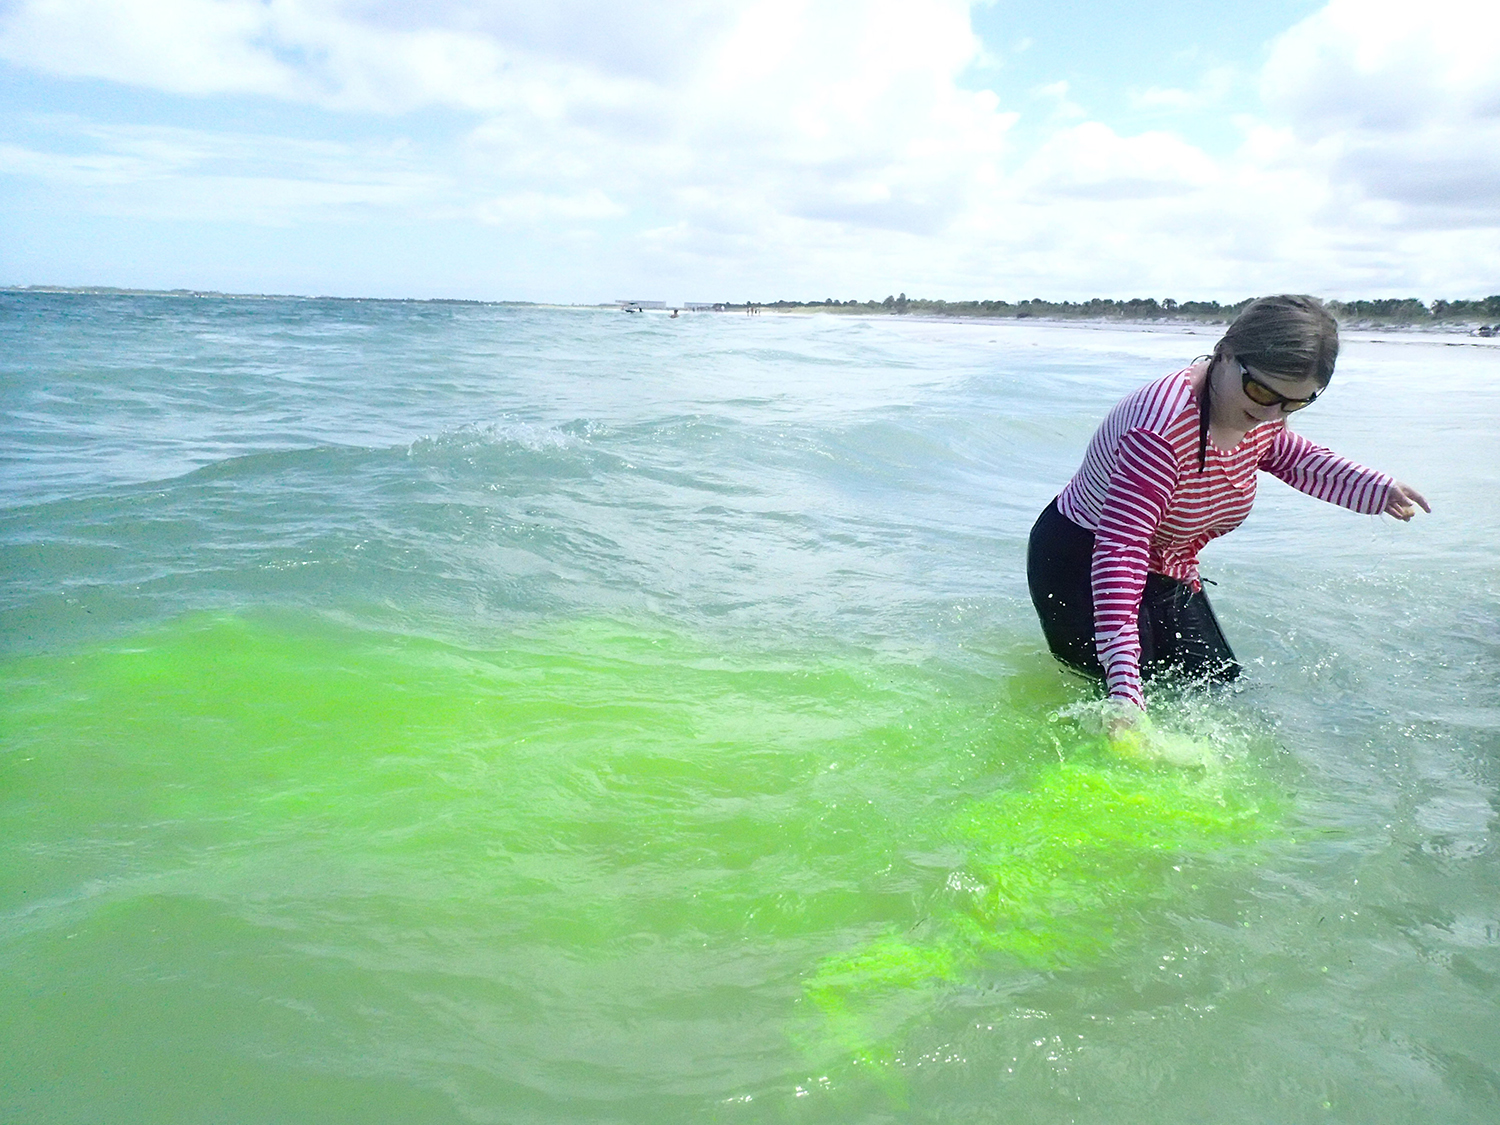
[2,294,1496,1123]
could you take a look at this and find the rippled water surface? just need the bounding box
[3,294,1497,1123]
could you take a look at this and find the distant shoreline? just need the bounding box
[758,294,1500,332]
[5,285,1497,332]
[769,307,1500,338]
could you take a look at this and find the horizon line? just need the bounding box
[5,284,1498,317]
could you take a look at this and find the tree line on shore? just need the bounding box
[756,293,1500,326]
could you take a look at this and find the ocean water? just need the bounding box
[2,293,1496,1124]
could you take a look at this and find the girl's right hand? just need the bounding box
[1384,481,1430,521]
[1106,698,1145,738]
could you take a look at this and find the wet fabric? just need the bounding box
[1027,498,1241,689]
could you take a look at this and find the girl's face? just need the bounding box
[1217,353,1322,428]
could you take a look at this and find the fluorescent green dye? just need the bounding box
[798,725,1279,1087]
[0,613,1279,1119]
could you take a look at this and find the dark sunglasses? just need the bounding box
[1238,358,1319,412]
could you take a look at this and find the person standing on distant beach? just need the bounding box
[1026,294,1429,724]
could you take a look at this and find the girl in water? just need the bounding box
[1027,294,1428,724]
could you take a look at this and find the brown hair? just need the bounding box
[1214,294,1340,386]
[1197,294,1340,470]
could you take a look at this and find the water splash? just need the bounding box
[796,699,1280,1098]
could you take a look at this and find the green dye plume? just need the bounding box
[1,612,1279,1116]
[798,723,1279,1091]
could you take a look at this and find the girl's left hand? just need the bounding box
[1384,481,1430,521]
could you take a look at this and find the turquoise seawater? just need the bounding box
[2,293,1497,1123]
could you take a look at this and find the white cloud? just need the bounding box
[1,0,1497,299]
[0,139,159,185]
[1130,67,1233,112]
[1,0,1012,231]
[478,189,626,226]
[0,0,304,98]
[0,117,448,222]
[1030,80,1085,120]
[1015,122,1215,202]
[1263,0,1500,135]
[0,0,679,112]
[1261,0,1500,228]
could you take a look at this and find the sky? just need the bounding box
[1,0,1498,304]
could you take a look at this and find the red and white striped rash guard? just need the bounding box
[1055,365,1392,708]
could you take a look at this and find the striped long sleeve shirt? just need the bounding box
[1054,365,1392,708]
